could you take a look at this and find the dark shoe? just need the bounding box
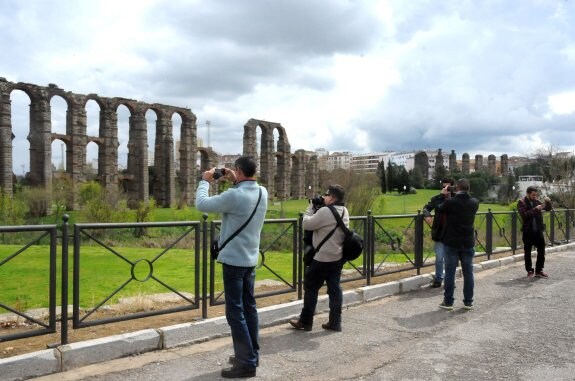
[321,322,342,332]
[527,270,534,278]
[221,365,256,378]
[229,355,259,367]
[430,280,442,288]
[289,319,312,331]
[463,303,473,311]
[535,271,549,278]
[439,302,453,311]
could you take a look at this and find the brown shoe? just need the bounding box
[289,319,312,331]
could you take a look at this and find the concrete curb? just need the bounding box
[2,243,574,381]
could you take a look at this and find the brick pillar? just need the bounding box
[66,97,87,209]
[0,86,13,195]
[28,94,53,211]
[153,113,175,207]
[462,153,470,174]
[99,105,119,195]
[291,150,306,199]
[259,126,275,199]
[276,135,291,201]
[126,111,148,208]
[178,116,195,206]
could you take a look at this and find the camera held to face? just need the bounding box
[213,168,226,180]
[310,195,325,210]
[447,185,456,193]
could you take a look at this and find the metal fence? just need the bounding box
[1,209,574,346]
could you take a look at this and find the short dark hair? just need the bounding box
[234,156,257,177]
[456,178,470,191]
[526,186,538,194]
[441,177,455,185]
[326,184,345,202]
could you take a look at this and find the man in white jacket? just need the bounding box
[289,184,349,332]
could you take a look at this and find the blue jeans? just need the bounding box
[300,260,343,326]
[434,242,445,282]
[443,245,475,306]
[222,264,259,368]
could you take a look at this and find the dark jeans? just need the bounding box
[522,231,546,272]
[222,264,258,368]
[443,245,475,306]
[300,260,343,326]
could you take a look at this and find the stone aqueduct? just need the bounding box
[0,78,319,210]
[1,78,508,211]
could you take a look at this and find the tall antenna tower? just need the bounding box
[206,120,211,148]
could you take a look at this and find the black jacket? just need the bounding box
[436,192,479,249]
[422,193,449,242]
[517,196,552,234]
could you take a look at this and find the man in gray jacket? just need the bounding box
[195,156,268,379]
[289,184,349,332]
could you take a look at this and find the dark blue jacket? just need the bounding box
[436,192,479,249]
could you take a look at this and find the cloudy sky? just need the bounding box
[1,0,574,173]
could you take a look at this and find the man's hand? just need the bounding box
[425,216,433,226]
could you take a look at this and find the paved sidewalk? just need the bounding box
[20,249,575,380]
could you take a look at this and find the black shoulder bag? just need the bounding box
[327,205,364,262]
[211,188,263,260]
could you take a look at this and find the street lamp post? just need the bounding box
[403,185,407,213]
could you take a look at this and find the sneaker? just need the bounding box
[439,302,453,311]
[535,271,549,278]
[527,271,534,278]
[463,304,473,311]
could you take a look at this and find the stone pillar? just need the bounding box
[435,149,444,171]
[153,113,175,207]
[487,154,496,176]
[305,155,319,195]
[275,134,291,201]
[28,92,53,210]
[500,154,509,176]
[0,82,13,195]
[66,96,87,209]
[126,111,148,207]
[449,150,457,172]
[99,103,119,195]
[474,154,483,172]
[462,153,470,174]
[291,150,306,199]
[178,114,196,206]
[259,126,275,199]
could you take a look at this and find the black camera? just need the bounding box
[213,168,226,180]
[447,185,456,193]
[310,195,325,208]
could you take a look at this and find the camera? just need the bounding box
[213,168,226,180]
[310,195,325,209]
[447,186,456,193]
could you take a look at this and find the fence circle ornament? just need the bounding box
[131,258,153,282]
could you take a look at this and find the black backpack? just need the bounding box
[327,205,364,262]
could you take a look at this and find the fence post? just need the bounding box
[366,210,372,286]
[414,211,424,275]
[486,209,493,260]
[297,212,303,300]
[201,214,208,319]
[549,209,555,246]
[61,214,69,345]
[511,211,517,254]
[566,210,571,242]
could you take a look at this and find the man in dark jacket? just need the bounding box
[436,178,479,311]
[517,186,552,278]
[422,178,455,288]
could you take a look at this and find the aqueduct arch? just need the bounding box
[0,78,198,209]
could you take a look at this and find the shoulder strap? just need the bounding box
[314,223,338,253]
[327,205,350,234]
[218,187,263,251]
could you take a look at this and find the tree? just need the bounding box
[376,160,387,193]
[400,167,410,192]
[386,159,395,193]
[497,173,519,204]
[410,167,424,189]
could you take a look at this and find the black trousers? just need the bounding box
[522,230,546,272]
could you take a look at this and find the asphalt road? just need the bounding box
[33,250,575,381]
